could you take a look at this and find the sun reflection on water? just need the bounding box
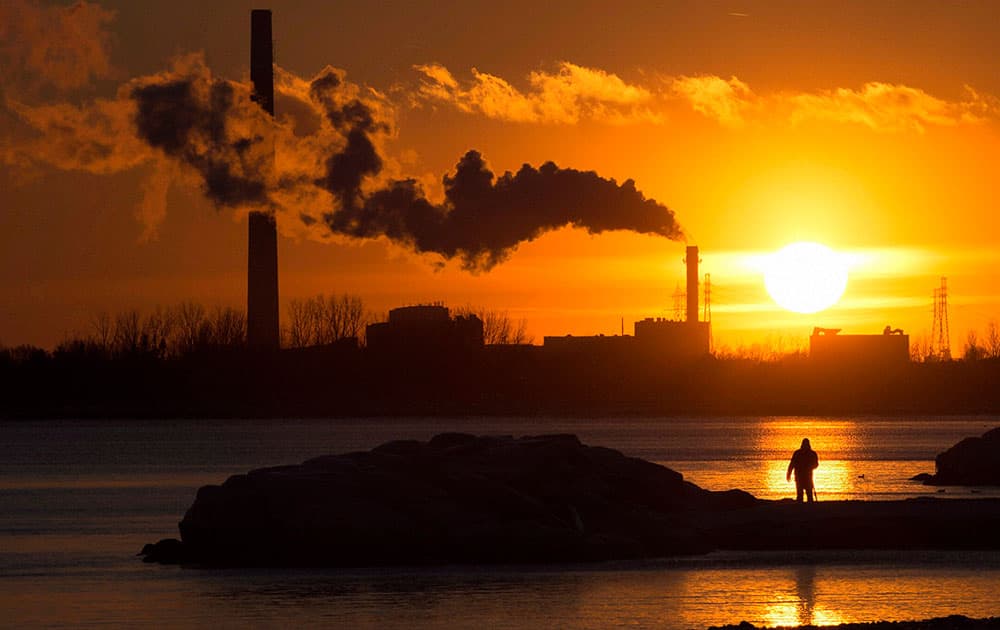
[755,418,867,500]
[767,459,858,500]
[753,417,865,460]
[764,601,847,628]
[762,565,847,627]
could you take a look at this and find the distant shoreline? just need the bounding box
[709,615,1000,629]
[5,347,1000,419]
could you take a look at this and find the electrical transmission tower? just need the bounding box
[672,282,685,320]
[932,276,951,360]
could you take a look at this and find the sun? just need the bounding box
[763,242,849,314]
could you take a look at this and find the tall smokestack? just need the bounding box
[247,9,279,350]
[686,245,699,324]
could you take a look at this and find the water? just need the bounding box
[2,416,999,628]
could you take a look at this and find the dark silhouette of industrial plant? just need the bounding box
[543,246,711,362]
[6,9,1000,419]
[809,326,909,366]
[7,268,1000,419]
[366,304,485,356]
[787,438,820,503]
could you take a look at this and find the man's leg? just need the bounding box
[796,481,804,502]
[806,483,814,503]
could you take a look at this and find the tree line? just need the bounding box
[454,306,533,345]
[961,321,1000,362]
[0,296,536,363]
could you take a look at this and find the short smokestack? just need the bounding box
[686,245,699,324]
[247,9,279,350]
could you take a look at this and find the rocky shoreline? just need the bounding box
[141,432,1000,567]
[710,615,1000,629]
[916,427,1000,486]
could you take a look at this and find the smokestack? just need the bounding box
[686,245,699,324]
[247,9,279,350]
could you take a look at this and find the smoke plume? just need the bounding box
[1,7,683,270]
[336,151,681,270]
[0,0,115,92]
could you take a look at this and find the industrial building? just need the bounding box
[809,327,910,366]
[542,333,635,356]
[366,304,484,354]
[543,245,711,361]
[633,316,711,360]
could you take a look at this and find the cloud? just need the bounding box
[414,62,997,133]
[414,61,662,124]
[0,0,116,92]
[669,75,997,132]
[670,75,755,127]
[787,83,994,133]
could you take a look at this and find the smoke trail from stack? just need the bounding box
[126,65,683,270]
[339,151,682,270]
[2,8,684,271]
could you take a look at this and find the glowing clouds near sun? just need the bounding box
[762,242,849,314]
[4,2,999,278]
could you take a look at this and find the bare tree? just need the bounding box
[963,329,985,362]
[481,309,513,345]
[210,307,246,348]
[175,302,207,355]
[985,321,1000,359]
[142,306,175,358]
[456,306,533,345]
[285,293,368,348]
[286,296,323,348]
[309,295,333,345]
[112,310,142,356]
[329,294,366,340]
[91,312,112,354]
[711,335,807,362]
[909,333,933,362]
[72,303,248,358]
[286,298,312,348]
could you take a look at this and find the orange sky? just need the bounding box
[2,0,1000,350]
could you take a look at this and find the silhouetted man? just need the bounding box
[787,438,819,502]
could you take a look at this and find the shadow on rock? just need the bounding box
[140,433,755,567]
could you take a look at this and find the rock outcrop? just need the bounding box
[142,432,1000,567]
[922,427,1000,486]
[142,433,754,566]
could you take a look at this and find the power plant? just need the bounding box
[366,304,484,355]
[809,327,909,365]
[246,9,280,350]
[543,245,712,360]
[236,11,907,367]
[631,245,711,358]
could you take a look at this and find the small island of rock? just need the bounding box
[142,433,1000,567]
[142,433,754,566]
[920,427,1000,486]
